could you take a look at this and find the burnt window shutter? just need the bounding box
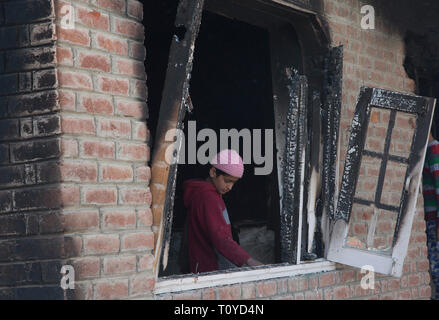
[327,87,436,277]
[322,45,343,222]
[155,0,205,274]
[280,68,309,264]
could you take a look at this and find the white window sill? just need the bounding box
[154,259,336,295]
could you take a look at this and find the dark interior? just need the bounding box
[145,1,280,276]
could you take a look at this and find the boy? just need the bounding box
[183,149,263,273]
[422,131,439,299]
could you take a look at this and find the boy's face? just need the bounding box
[209,167,239,195]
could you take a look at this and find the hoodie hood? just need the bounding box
[183,179,218,208]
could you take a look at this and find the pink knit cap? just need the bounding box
[210,149,244,178]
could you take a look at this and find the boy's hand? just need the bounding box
[246,257,263,267]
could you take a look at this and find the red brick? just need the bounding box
[294,293,305,300]
[119,187,151,205]
[97,75,129,95]
[132,121,149,141]
[117,142,149,161]
[379,293,394,300]
[78,51,111,73]
[217,285,241,300]
[202,288,217,300]
[135,166,150,183]
[411,288,419,300]
[173,291,202,300]
[70,257,100,279]
[129,41,146,60]
[57,27,91,46]
[98,118,131,139]
[256,281,277,298]
[304,289,323,300]
[58,70,93,90]
[132,80,147,99]
[63,209,100,231]
[83,187,117,205]
[60,160,97,182]
[121,232,154,251]
[102,208,136,229]
[377,221,392,233]
[60,185,80,206]
[416,260,430,272]
[408,274,421,287]
[92,0,126,14]
[81,140,115,159]
[95,33,128,56]
[95,279,129,300]
[62,116,96,135]
[115,99,147,119]
[130,274,155,295]
[76,7,110,31]
[137,208,152,227]
[352,284,371,298]
[288,278,308,292]
[419,285,431,298]
[115,58,145,78]
[61,138,78,157]
[84,234,120,254]
[57,47,73,66]
[103,255,136,275]
[333,286,350,300]
[388,278,401,291]
[319,273,336,287]
[324,288,333,300]
[241,283,256,299]
[101,164,133,182]
[137,254,154,271]
[127,0,143,20]
[341,269,356,283]
[78,94,113,115]
[113,17,144,40]
[396,289,411,300]
[59,90,76,111]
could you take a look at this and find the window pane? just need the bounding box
[389,112,416,158]
[354,155,381,201]
[380,161,408,207]
[364,108,390,153]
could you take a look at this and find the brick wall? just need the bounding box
[153,0,432,300]
[0,0,66,299]
[0,0,154,300]
[0,0,432,300]
[54,0,153,299]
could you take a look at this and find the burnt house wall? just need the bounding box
[0,0,436,300]
[0,0,67,299]
[154,0,434,300]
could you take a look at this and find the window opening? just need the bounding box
[151,0,341,280]
[160,10,279,277]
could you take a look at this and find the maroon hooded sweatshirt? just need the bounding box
[183,179,250,273]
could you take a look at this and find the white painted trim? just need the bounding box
[269,0,317,15]
[154,260,336,295]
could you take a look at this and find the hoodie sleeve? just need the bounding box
[200,194,250,267]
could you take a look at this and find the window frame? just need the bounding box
[154,260,335,295]
[153,0,336,280]
[327,87,436,277]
